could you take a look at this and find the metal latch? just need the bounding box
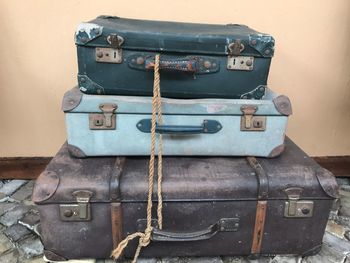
[95,33,124,63]
[228,39,244,56]
[227,40,254,71]
[284,187,314,218]
[89,103,117,130]
[240,105,266,131]
[59,190,93,221]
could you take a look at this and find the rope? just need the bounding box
[155,55,163,230]
[111,54,163,262]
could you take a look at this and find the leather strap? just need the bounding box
[247,157,269,255]
[251,200,267,254]
[111,203,123,249]
[110,157,126,201]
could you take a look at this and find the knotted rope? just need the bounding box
[111,54,163,262]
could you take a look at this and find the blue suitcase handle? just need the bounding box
[136,119,222,134]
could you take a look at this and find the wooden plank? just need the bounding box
[314,156,350,177]
[0,156,349,180]
[0,157,52,179]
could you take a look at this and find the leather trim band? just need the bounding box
[111,203,123,249]
[251,200,267,254]
[247,157,269,255]
[247,157,269,199]
[110,157,126,201]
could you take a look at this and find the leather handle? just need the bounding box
[136,119,222,134]
[152,224,219,242]
[156,124,206,134]
[128,55,219,74]
[145,57,198,72]
[151,218,239,242]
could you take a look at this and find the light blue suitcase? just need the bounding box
[62,87,292,157]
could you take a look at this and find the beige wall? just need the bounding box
[0,0,350,157]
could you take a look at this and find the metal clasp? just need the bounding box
[240,105,266,131]
[284,187,314,218]
[95,34,124,63]
[59,190,93,221]
[228,39,244,56]
[89,103,117,130]
[107,34,124,49]
[227,40,254,71]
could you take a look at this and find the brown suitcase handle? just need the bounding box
[145,57,198,72]
[150,218,239,242]
[128,55,219,74]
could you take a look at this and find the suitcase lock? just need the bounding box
[59,190,93,221]
[227,39,254,71]
[240,106,266,131]
[284,187,314,218]
[95,34,124,64]
[89,103,117,130]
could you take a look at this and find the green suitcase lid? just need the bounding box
[75,16,275,58]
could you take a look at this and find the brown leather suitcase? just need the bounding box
[33,138,338,261]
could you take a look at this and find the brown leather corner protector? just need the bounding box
[316,168,339,199]
[67,144,86,158]
[44,250,67,261]
[61,87,83,112]
[267,144,285,158]
[273,95,292,116]
[32,171,59,203]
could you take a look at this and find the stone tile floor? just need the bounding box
[0,179,349,263]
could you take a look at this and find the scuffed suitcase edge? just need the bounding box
[75,23,103,45]
[77,75,105,95]
[32,171,59,203]
[67,144,87,158]
[44,249,67,261]
[272,95,292,116]
[301,244,323,257]
[267,144,285,158]
[61,87,83,112]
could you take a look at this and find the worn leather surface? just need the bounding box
[75,16,274,99]
[35,137,337,259]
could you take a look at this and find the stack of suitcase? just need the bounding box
[33,16,338,261]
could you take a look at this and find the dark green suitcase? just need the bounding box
[75,16,275,99]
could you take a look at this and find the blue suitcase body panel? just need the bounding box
[75,16,274,99]
[62,87,291,157]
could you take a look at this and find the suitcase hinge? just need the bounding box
[89,103,117,130]
[95,34,124,64]
[59,190,93,221]
[227,40,254,71]
[240,105,266,131]
[284,187,314,218]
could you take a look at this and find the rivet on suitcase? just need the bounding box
[75,16,275,99]
[33,138,338,261]
[62,87,291,157]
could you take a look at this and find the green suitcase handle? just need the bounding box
[136,119,222,134]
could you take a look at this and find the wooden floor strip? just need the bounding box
[0,157,52,179]
[314,156,350,178]
[0,156,349,180]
